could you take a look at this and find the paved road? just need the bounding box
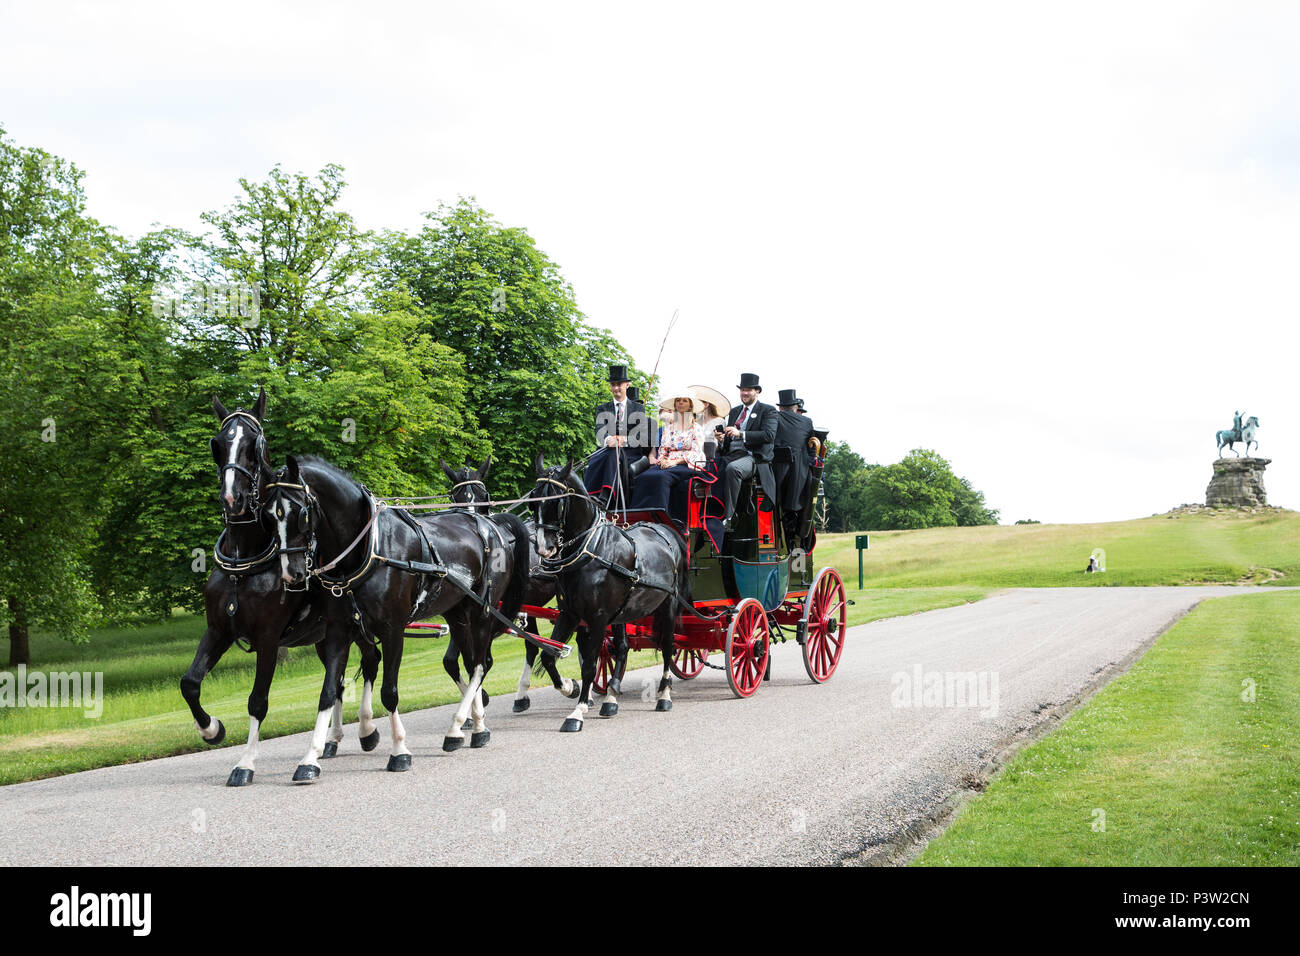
[0,586,1283,866]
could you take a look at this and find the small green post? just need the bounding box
[855,534,870,590]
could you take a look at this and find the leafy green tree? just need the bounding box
[0,129,120,659]
[381,199,647,496]
[951,475,1000,526]
[862,448,960,530]
[98,166,486,614]
[821,442,876,532]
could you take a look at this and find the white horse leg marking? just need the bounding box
[658,679,672,704]
[329,699,344,744]
[358,680,375,738]
[235,717,261,770]
[566,697,592,723]
[561,677,575,696]
[197,718,222,741]
[298,707,334,768]
[516,660,532,702]
[447,665,484,740]
[389,708,410,757]
[470,680,487,733]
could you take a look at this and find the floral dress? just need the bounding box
[656,419,706,469]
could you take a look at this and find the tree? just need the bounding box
[96,166,487,614]
[821,442,876,532]
[862,448,960,530]
[380,199,647,497]
[0,129,119,659]
[951,476,1000,526]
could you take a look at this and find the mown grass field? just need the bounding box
[817,507,1300,588]
[915,590,1300,865]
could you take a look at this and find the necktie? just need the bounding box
[737,405,749,428]
[616,403,623,433]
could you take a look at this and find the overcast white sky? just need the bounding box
[2,0,1296,522]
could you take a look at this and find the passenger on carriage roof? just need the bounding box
[718,372,778,524]
[630,391,706,524]
[774,388,815,544]
[583,364,651,507]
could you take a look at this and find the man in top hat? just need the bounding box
[584,364,651,507]
[773,388,816,544]
[717,372,778,523]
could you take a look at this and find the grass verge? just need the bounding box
[914,590,1300,865]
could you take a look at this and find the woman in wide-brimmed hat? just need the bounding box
[630,389,707,522]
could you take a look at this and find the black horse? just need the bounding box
[439,458,583,714]
[527,456,692,732]
[180,392,382,787]
[277,454,532,759]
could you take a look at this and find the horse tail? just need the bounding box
[491,512,532,628]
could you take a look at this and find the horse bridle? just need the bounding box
[531,474,604,568]
[264,473,319,592]
[212,411,270,525]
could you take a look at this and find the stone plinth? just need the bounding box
[1206,457,1271,508]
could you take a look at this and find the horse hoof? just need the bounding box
[655,699,673,712]
[386,753,412,772]
[566,682,582,700]
[600,702,619,717]
[226,767,254,787]
[292,764,320,783]
[560,718,583,733]
[513,697,531,713]
[203,719,226,746]
[322,741,338,759]
[470,730,491,748]
[442,736,464,753]
[608,678,622,696]
[359,729,380,752]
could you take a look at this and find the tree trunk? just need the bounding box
[8,596,30,667]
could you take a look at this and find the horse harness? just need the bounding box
[533,476,719,623]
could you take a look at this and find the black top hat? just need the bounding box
[777,388,799,407]
[607,364,631,383]
[737,372,762,391]
[797,397,807,412]
[626,385,640,402]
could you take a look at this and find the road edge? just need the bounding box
[840,598,1204,867]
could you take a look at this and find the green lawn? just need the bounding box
[0,585,983,786]
[915,590,1300,865]
[816,508,1300,588]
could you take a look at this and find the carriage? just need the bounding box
[519,428,848,699]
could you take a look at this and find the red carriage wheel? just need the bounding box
[725,599,770,698]
[669,646,709,680]
[801,568,847,683]
[592,634,615,696]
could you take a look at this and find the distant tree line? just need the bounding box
[0,126,646,662]
[821,444,998,533]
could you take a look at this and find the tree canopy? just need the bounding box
[0,128,645,663]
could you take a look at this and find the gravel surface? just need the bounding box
[0,586,1281,866]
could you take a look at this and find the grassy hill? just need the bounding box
[821,507,1300,588]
